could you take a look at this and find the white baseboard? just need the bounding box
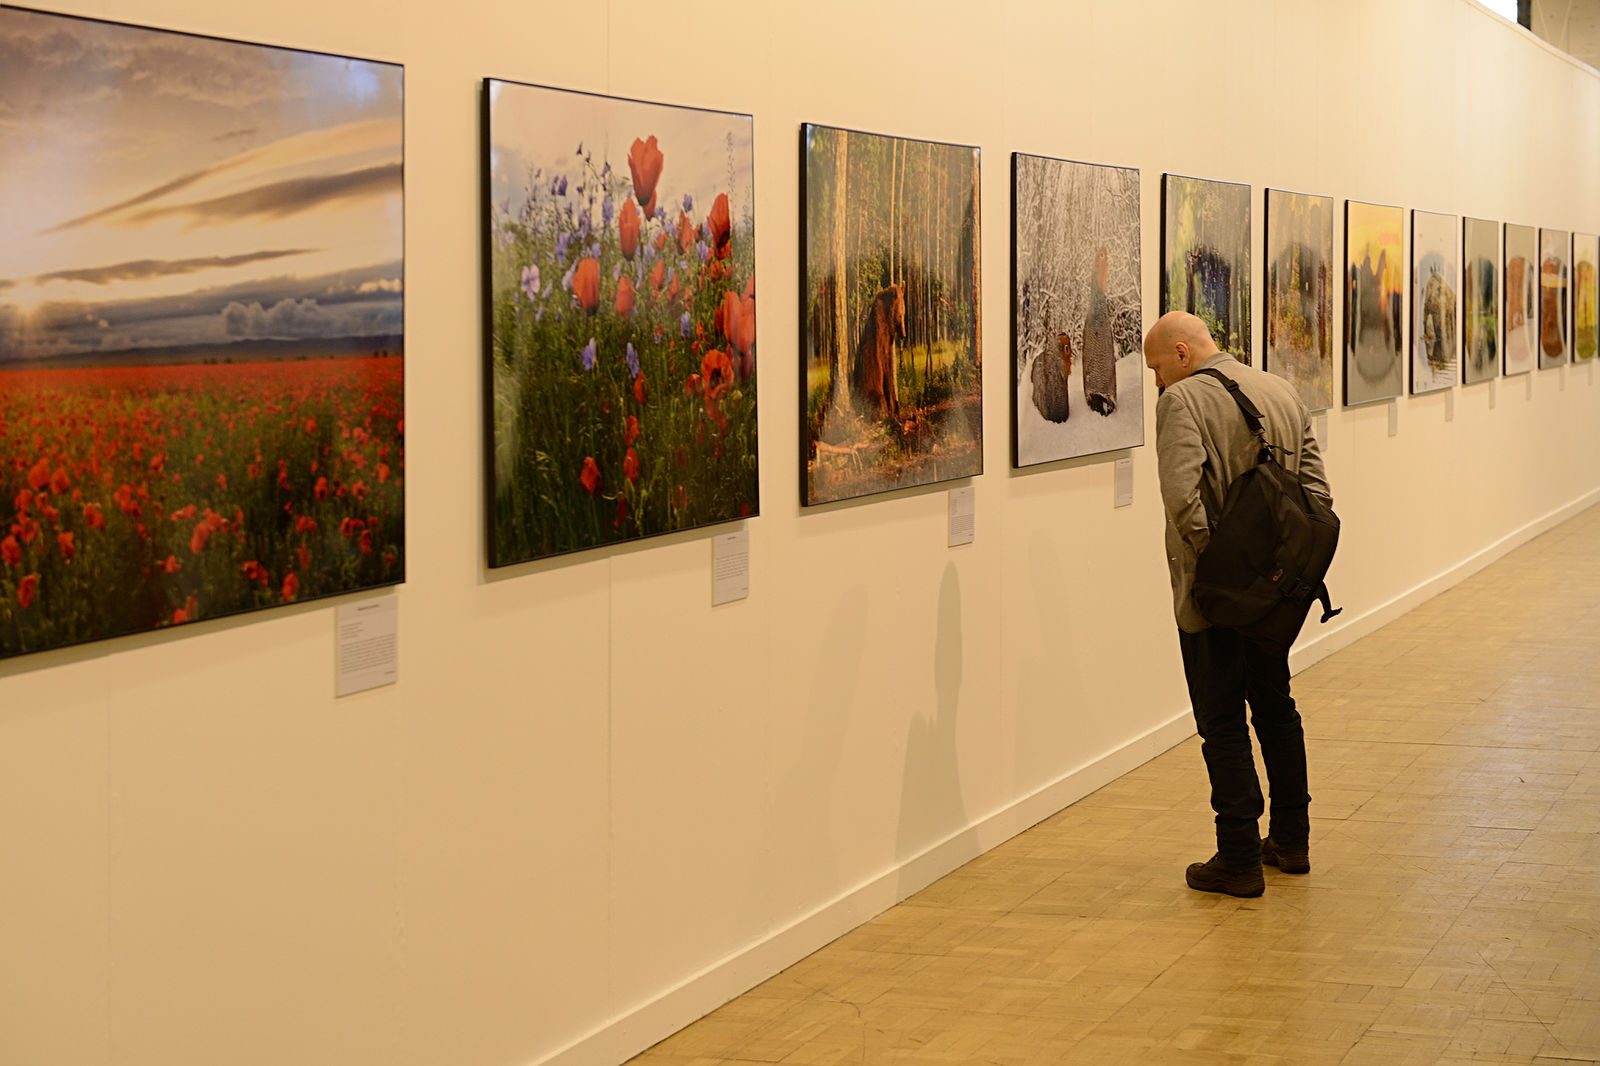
[537,710,1196,1066]
[541,488,1599,1066]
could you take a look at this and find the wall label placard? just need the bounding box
[948,487,975,547]
[337,598,399,698]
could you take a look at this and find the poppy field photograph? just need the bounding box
[0,7,405,658]
[802,125,982,505]
[483,81,757,566]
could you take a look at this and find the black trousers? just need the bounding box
[1178,626,1311,869]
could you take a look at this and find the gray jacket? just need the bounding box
[1155,352,1331,632]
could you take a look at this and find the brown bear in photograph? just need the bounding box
[852,284,906,419]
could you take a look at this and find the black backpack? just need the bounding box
[1189,368,1341,649]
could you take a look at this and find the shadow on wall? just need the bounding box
[895,562,971,887]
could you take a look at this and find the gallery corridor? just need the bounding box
[627,505,1600,1065]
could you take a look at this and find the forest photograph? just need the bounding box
[1504,224,1538,376]
[1011,154,1142,466]
[484,83,757,565]
[802,125,981,505]
[1345,201,1404,405]
[1462,218,1499,385]
[1571,233,1597,363]
[1539,228,1569,369]
[1161,175,1251,362]
[1263,190,1333,412]
[1410,210,1459,395]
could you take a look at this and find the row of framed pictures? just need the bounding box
[1,5,1594,659]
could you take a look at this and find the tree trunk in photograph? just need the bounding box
[830,133,851,414]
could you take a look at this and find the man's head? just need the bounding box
[1143,311,1218,388]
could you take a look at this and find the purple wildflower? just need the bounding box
[626,342,640,378]
[520,264,540,302]
[580,337,597,371]
[679,312,691,339]
[682,193,693,213]
[602,196,614,227]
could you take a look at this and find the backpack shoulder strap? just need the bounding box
[1192,367,1264,434]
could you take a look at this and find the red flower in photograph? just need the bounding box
[701,348,735,399]
[17,573,38,609]
[296,515,318,533]
[623,447,640,483]
[684,372,702,397]
[242,560,269,588]
[677,210,695,253]
[282,573,299,601]
[650,259,665,292]
[1,535,20,568]
[163,555,181,574]
[574,257,600,313]
[13,489,32,514]
[340,516,365,539]
[633,373,648,405]
[579,456,601,495]
[707,193,731,259]
[83,503,105,530]
[673,484,688,510]
[314,476,329,500]
[172,606,189,625]
[718,290,740,342]
[27,459,50,492]
[614,494,629,529]
[359,529,373,555]
[377,463,391,483]
[297,544,311,572]
[171,504,196,522]
[57,531,74,562]
[625,414,641,447]
[619,197,641,259]
[189,522,211,555]
[615,275,636,318]
[628,135,663,217]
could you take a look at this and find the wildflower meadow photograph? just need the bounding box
[0,8,404,658]
[802,125,982,505]
[1161,174,1251,362]
[484,82,757,566]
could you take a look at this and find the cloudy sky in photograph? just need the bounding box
[0,8,403,360]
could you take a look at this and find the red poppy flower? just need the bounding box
[628,135,663,217]
[673,485,688,510]
[378,463,391,483]
[574,257,600,313]
[359,530,373,555]
[684,372,701,396]
[17,573,38,608]
[189,522,211,555]
[624,447,640,483]
[163,554,181,574]
[314,476,329,500]
[707,193,731,259]
[242,560,269,587]
[216,473,228,491]
[27,459,49,492]
[718,290,740,342]
[296,515,318,533]
[619,197,640,259]
[701,348,735,398]
[614,494,629,529]
[650,259,665,292]
[297,544,311,572]
[677,210,695,253]
[340,517,365,539]
[14,516,38,545]
[13,488,32,514]
[653,232,667,252]
[580,456,600,495]
[737,293,756,358]
[625,414,641,447]
[57,531,74,562]
[83,503,105,530]
[282,572,299,601]
[1,535,20,567]
[634,373,648,405]
[615,275,636,318]
[172,606,188,625]
[171,504,197,522]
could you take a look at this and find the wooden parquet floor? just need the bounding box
[627,507,1600,1065]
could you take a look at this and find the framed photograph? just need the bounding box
[1263,189,1334,411]
[1571,233,1598,363]
[1503,223,1538,376]
[801,124,981,506]
[1161,174,1251,363]
[0,7,404,658]
[1011,154,1142,467]
[1461,218,1500,385]
[1539,227,1570,369]
[1344,200,1404,405]
[483,81,757,566]
[1410,209,1459,395]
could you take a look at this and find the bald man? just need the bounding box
[1145,312,1331,898]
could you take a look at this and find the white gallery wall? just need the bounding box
[3,1,1598,1064]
